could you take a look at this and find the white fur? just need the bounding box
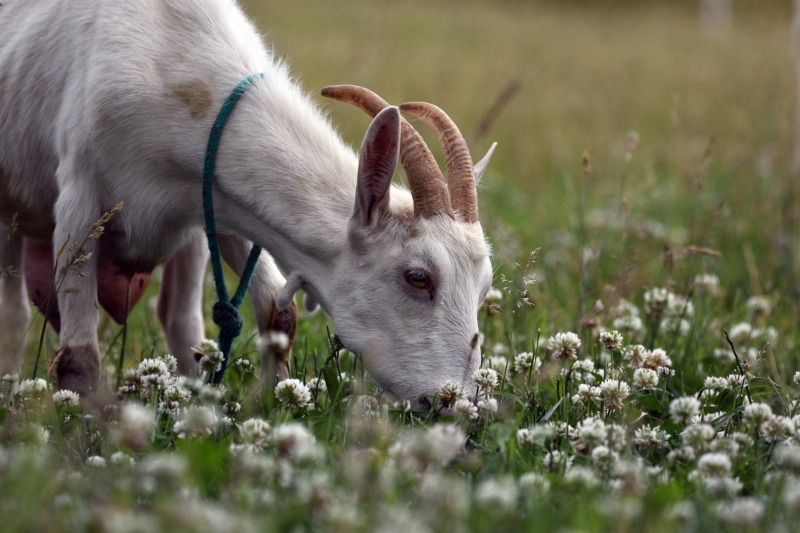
[0,0,493,403]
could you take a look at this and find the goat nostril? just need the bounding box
[470,333,480,349]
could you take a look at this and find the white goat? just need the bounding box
[0,0,494,405]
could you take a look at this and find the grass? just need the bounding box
[3,1,800,532]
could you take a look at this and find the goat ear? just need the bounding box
[473,142,497,186]
[353,106,400,226]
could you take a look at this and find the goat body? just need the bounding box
[0,0,494,404]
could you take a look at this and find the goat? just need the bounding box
[0,0,495,406]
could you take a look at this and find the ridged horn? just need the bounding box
[399,102,479,223]
[321,85,453,220]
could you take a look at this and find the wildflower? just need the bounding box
[174,406,217,438]
[474,477,518,510]
[18,378,48,401]
[704,376,729,391]
[159,384,191,416]
[606,423,628,451]
[591,445,619,475]
[546,332,581,359]
[137,358,170,388]
[624,344,648,369]
[274,378,311,409]
[667,446,696,463]
[519,472,550,494]
[484,287,503,303]
[272,423,321,463]
[198,350,224,374]
[599,379,630,410]
[199,384,226,404]
[761,416,793,443]
[658,366,676,377]
[472,368,499,393]
[746,296,773,318]
[438,380,466,410]
[232,418,271,454]
[513,352,541,374]
[742,402,773,431]
[713,348,736,364]
[454,399,478,420]
[709,437,740,457]
[564,466,599,489]
[599,330,623,350]
[716,498,764,529]
[118,368,143,395]
[307,377,327,394]
[682,424,715,450]
[398,424,465,468]
[223,401,241,418]
[794,371,800,386]
[634,425,665,448]
[704,476,743,498]
[234,357,254,372]
[572,417,607,453]
[543,450,572,471]
[477,398,498,415]
[114,404,154,449]
[190,339,219,357]
[644,287,669,315]
[517,425,555,448]
[728,322,753,346]
[572,383,602,405]
[86,456,106,468]
[52,390,80,407]
[262,331,290,351]
[774,444,800,474]
[483,355,508,371]
[352,395,379,419]
[110,452,134,466]
[613,314,644,338]
[644,348,672,371]
[670,396,701,423]
[392,399,411,412]
[694,274,720,296]
[633,368,658,389]
[1,373,18,384]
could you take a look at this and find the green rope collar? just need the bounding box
[202,74,264,384]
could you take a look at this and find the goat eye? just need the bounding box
[405,270,429,289]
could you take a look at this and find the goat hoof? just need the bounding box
[48,345,101,397]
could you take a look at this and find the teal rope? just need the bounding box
[202,74,264,384]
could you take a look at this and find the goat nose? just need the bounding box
[470,333,480,350]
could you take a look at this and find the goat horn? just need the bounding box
[321,85,453,220]
[399,102,478,224]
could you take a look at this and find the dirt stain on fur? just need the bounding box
[171,80,213,120]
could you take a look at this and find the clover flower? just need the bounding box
[454,399,478,420]
[634,425,666,448]
[794,371,800,386]
[232,418,271,454]
[517,425,555,448]
[191,339,219,357]
[174,406,217,438]
[697,452,732,477]
[18,378,48,401]
[633,368,658,389]
[137,358,171,388]
[761,416,793,443]
[572,383,602,405]
[477,398,498,415]
[670,396,701,424]
[624,344,648,369]
[682,424,715,451]
[704,376,730,391]
[352,395,380,419]
[307,377,327,394]
[546,332,581,360]
[571,417,607,453]
[513,352,541,374]
[694,274,720,296]
[198,350,224,374]
[746,296,773,318]
[519,472,550,494]
[599,379,630,410]
[644,348,672,371]
[86,456,106,468]
[275,378,312,409]
[543,450,572,471]
[438,380,466,410]
[644,287,670,315]
[272,423,322,463]
[599,330,623,350]
[716,498,764,529]
[472,368,499,393]
[742,402,773,431]
[591,445,619,475]
[52,390,80,407]
[474,477,518,510]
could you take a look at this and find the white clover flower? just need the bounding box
[438,380,466,409]
[159,354,178,373]
[474,477,518,510]
[623,344,648,369]
[484,287,503,303]
[681,421,714,448]
[564,466,599,489]
[272,423,321,463]
[159,384,191,416]
[398,424,465,469]
[761,416,793,443]
[774,444,800,474]
[716,498,764,529]
[262,331,290,351]
[118,368,143,395]
[644,287,670,315]
[234,357,254,372]
[199,384,226,404]
[634,425,666,448]
[543,450,572,471]
[137,358,171,388]
[86,456,106,468]
[274,378,311,409]
[644,348,672,371]
[454,399,478,420]
[174,405,217,438]
[191,339,219,356]
[513,352,541,374]
[704,376,730,391]
[697,452,731,477]
[223,401,240,417]
[352,395,380,419]
[110,451,134,466]
[472,368,499,393]
[703,476,743,498]
[599,379,630,410]
[571,417,607,453]
[728,322,753,346]
[670,396,701,423]
[591,445,619,474]
[612,314,645,339]
[2,373,19,384]
[477,398,498,415]
[694,274,720,296]
[709,437,740,458]
[713,348,736,364]
[658,366,676,377]
[18,378,48,401]
[52,390,80,407]
[546,332,581,360]
[599,330,623,350]
[746,296,773,318]
[307,377,327,394]
[198,350,224,374]
[742,402,773,431]
[232,418,271,454]
[516,425,555,448]
[794,371,800,386]
[572,383,602,405]
[633,368,658,389]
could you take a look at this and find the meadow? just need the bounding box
[2,1,800,531]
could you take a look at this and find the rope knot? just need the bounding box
[213,301,243,339]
